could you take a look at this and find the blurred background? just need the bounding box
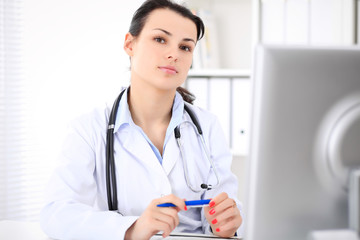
[1,0,359,222]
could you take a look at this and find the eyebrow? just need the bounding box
[153,28,196,44]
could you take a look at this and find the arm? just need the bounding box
[40,114,137,240]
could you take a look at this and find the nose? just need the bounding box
[168,55,177,62]
[167,48,179,62]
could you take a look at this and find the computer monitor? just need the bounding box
[245,45,360,240]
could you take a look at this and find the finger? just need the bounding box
[209,192,228,208]
[153,216,175,236]
[152,209,179,231]
[156,211,180,238]
[151,220,174,238]
[206,198,235,219]
[204,205,210,213]
[156,194,187,211]
[213,216,240,235]
[157,207,180,227]
[134,214,173,240]
[213,204,238,224]
[216,198,237,213]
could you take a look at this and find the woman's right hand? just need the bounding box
[124,194,187,240]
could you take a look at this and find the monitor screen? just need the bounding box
[245,45,360,240]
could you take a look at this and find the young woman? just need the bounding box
[40,0,243,239]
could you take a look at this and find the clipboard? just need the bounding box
[151,232,242,239]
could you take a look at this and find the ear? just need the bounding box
[124,32,135,57]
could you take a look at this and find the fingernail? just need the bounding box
[209,208,215,215]
[209,201,215,208]
[211,219,217,224]
[216,228,220,232]
[184,205,187,211]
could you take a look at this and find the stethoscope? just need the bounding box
[106,89,220,211]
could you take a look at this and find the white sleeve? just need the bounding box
[200,115,245,237]
[40,115,137,240]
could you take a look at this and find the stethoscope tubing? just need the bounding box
[106,90,125,211]
[106,89,220,211]
[175,122,220,192]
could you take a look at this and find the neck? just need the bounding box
[128,82,176,128]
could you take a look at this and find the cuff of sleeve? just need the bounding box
[120,216,139,239]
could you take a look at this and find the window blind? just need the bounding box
[0,0,44,221]
[0,0,142,222]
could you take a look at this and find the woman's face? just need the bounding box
[124,8,197,92]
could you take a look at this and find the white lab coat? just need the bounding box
[40,92,244,240]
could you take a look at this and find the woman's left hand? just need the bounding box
[204,192,242,238]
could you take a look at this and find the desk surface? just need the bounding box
[0,220,51,240]
[0,220,241,240]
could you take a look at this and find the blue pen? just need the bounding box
[157,199,211,208]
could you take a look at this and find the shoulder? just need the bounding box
[71,104,110,128]
[67,104,111,144]
[184,103,230,155]
[184,103,222,139]
[184,103,219,126]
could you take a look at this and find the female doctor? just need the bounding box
[40,0,243,239]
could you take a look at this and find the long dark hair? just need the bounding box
[129,0,205,104]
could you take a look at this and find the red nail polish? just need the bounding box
[184,205,188,211]
[209,201,215,208]
[216,228,220,232]
[211,219,217,224]
[209,208,215,215]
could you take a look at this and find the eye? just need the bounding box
[180,45,192,52]
[154,37,165,44]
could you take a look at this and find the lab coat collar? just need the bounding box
[112,87,187,175]
[113,87,185,134]
[113,87,132,133]
[163,91,184,150]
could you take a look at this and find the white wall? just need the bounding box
[23,0,143,168]
[232,155,248,201]
[258,0,356,45]
[184,0,252,69]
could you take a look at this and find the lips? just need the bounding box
[158,66,178,74]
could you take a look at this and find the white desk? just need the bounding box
[0,220,241,240]
[0,220,51,240]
